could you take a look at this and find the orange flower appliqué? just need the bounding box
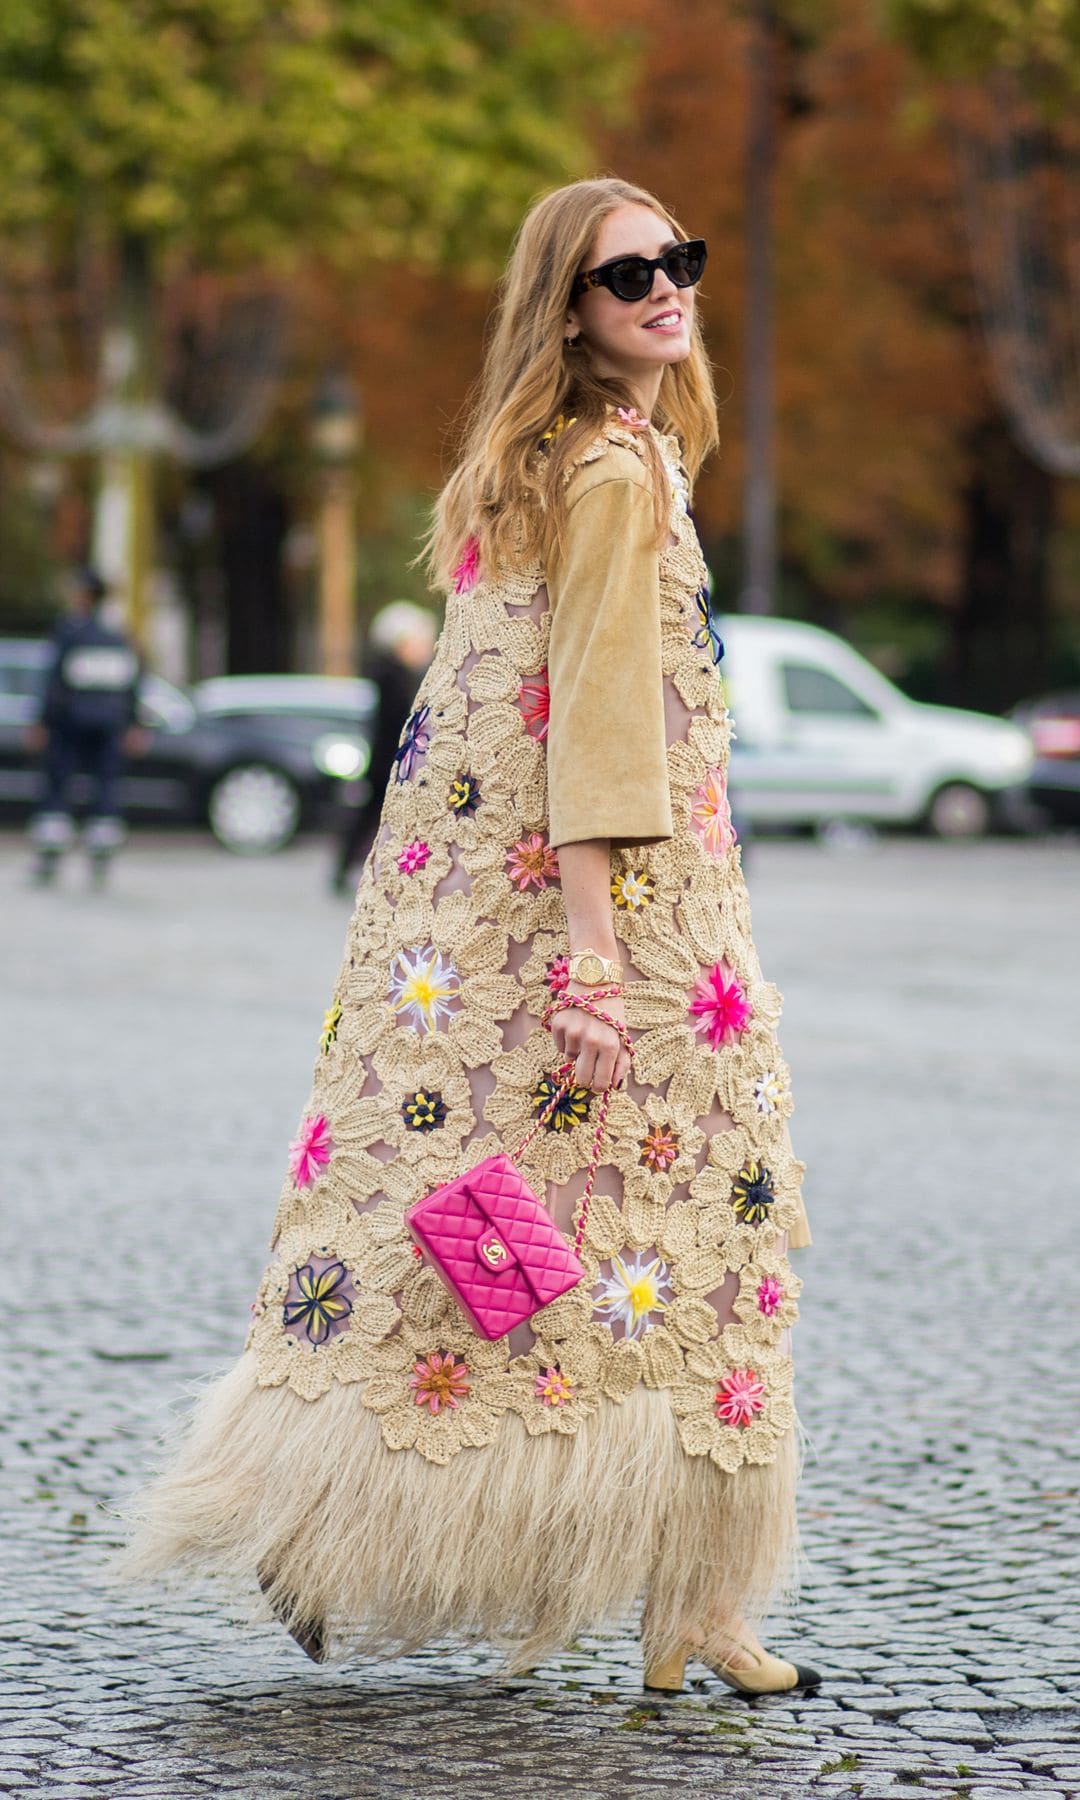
[506,834,560,892]
[639,1123,680,1173]
[409,1351,471,1415]
[690,767,736,858]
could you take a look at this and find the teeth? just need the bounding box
[647,313,680,327]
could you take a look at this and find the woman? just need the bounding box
[123,176,818,1699]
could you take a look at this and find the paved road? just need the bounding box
[2,830,1078,1800]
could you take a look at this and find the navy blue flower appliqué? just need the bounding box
[402,1088,448,1132]
[448,772,481,816]
[693,586,725,667]
[283,1260,353,1344]
[392,704,431,782]
[532,1075,591,1133]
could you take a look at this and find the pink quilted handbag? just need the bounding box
[407,1006,632,1340]
[405,1149,585,1341]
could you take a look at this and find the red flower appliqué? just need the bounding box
[688,960,752,1050]
[546,955,570,994]
[714,1369,766,1428]
[518,671,550,741]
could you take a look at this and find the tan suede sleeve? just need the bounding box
[546,458,673,850]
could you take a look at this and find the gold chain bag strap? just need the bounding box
[405,991,633,1338]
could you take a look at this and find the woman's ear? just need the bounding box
[564,314,582,347]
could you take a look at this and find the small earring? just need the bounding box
[564,333,579,348]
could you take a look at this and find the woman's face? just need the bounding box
[566,202,695,398]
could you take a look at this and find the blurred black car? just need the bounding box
[0,638,376,853]
[1012,691,1080,828]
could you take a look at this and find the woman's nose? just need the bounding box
[649,267,679,301]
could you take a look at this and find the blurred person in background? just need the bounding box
[122,178,818,1705]
[332,600,437,896]
[26,567,146,887]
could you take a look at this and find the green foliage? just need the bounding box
[0,467,61,623]
[885,0,1080,107]
[0,0,627,272]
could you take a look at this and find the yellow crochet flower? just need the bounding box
[539,412,577,444]
[319,998,343,1055]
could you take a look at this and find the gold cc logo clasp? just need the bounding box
[481,1238,508,1266]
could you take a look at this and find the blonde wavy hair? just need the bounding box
[424,176,719,592]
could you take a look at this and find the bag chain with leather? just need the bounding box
[405,994,633,1341]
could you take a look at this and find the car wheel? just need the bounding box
[926,781,992,839]
[208,764,302,854]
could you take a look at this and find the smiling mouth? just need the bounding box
[644,311,683,329]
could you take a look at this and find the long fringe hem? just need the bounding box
[117,1353,802,1674]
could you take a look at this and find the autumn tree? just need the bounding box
[0,0,623,644]
[884,0,1080,704]
[887,0,1080,108]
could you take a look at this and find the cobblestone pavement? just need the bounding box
[3,830,1078,1800]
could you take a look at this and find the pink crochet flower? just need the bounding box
[518,671,550,741]
[288,1112,333,1188]
[714,1369,765,1428]
[546,955,570,994]
[616,406,650,431]
[534,1366,574,1407]
[451,535,480,595]
[690,767,736,858]
[410,1351,471,1415]
[506,833,560,892]
[397,839,431,875]
[688,960,752,1050]
[757,1277,785,1318]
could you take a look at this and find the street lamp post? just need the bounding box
[310,368,362,678]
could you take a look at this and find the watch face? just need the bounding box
[577,953,603,983]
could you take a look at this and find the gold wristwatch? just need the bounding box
[567,949,623,987]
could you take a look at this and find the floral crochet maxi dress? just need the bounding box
[125,419,811,1671]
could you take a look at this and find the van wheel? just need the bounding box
[927,782,991,839]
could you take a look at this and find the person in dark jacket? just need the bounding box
[27,568,145,885]
[332,601,436,895]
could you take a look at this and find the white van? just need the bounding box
[721,616,1032,837]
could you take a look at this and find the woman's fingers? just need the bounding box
[550,1010,631,1094]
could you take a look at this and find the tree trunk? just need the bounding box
[92,233,156,647]
[207,457,290,674]
[742,0,777,616]
[946,412,1057,712]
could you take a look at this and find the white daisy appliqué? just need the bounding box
[387,945,462,1034]
[592,1251,673,1340]
[754,1069,788,1116]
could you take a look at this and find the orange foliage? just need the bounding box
[307,0,998,610]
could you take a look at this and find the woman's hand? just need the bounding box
[549,982,632,1093]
